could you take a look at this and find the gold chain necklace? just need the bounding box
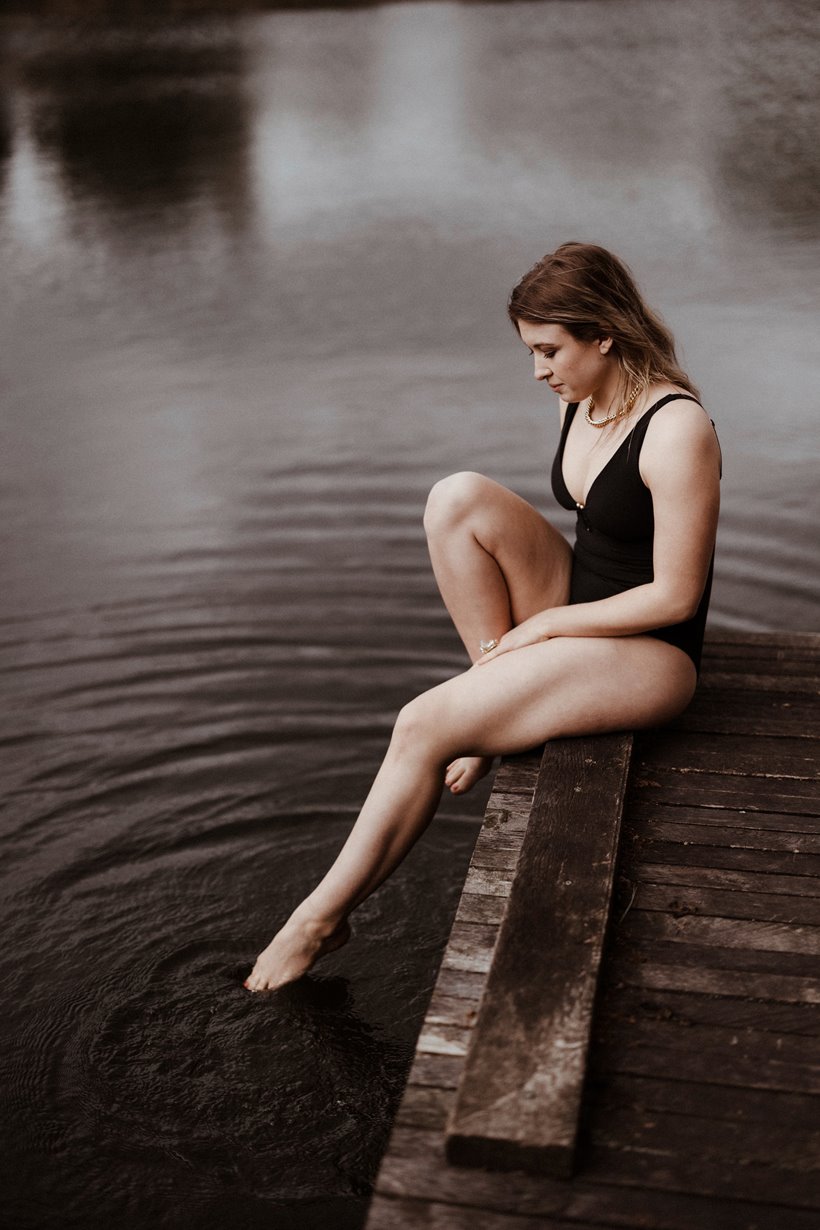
[585,378,647,429]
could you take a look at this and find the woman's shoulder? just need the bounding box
[641,384,720,476]
[646,381,704,410]
[644,383,713,437]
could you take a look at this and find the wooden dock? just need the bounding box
[365,630,820,1229]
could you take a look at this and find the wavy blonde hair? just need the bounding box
[508,242,699,408]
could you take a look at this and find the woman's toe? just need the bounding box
[244,967,264,991]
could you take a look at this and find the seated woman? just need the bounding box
[245,241,721,993]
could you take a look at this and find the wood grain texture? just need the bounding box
[628,858,820,894]
[365,632,820,1230]
[696,670,820,694]
[634,730,819,777]
[628,800,820,834]
[375,1126,820,1223]
[702,629,820,650]
[670,691,820,737]
[629,768,820,814]
[445,733,633,1178]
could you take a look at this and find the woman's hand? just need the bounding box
[475,611,553,664]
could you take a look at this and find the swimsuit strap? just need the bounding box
[628,393,722,477]
[628,393,702,450]
[557,401,580,464]
[557,393,714,486]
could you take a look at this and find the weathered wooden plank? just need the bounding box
[671,691,820,738]
[699,655,820,680]
[375,1127,820,1223]
[629,769,820,815]
[608,958,820,1004]
[370,1187,805,1230]
[470,831,530,860]
[429,966,486,1003]
[703,629,820,651]
[608,933,820,980]
[477,797,536,826]
[491,751,543,795]
[467,845,521,872]
[439,921,498,974]
[696,670,820,694]
[366,1193,599,1229]
[632,882,820,925]
[400,1053,820,1139]
[629,819,820,855]
[395,1084,455,1132]
[462,867,515,899]
[616,909,820,954]
[701,655,820,673]
[629,859,820,898]
[481,792,538,821]
[584,1142,820,1207]
[446,734,632,1178]
[406,1053,464,1090]
[417,1024,470,1058]
[588,1070,820,1129]
[454,892,507,926]
[628,800,820,834]
[591,1103,820,1170]
[623,837,820,878]
[591,1019,820,1089]
[423,990,480,1031]
[595,984,820,1035]
[635,730,819,778]
[590,1033,820,1092]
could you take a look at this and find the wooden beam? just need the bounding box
[445,732,633,1178]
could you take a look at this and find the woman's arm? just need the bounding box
[478,403,721,660]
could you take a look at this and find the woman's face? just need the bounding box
[516,320,613,401]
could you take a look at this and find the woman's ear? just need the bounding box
[598,336,613,354]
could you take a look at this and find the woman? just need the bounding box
[244,241,721,993]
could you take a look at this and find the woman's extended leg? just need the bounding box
[424,471,573,793]
[244,633,695,991]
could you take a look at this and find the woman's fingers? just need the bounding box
[476,639,510,664]
[476,625,549,664]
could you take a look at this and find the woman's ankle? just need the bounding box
[290,899,348,938]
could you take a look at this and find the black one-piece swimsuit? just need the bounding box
[551,393,718,674]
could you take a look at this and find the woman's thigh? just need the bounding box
[404,634,697,761]
[426,472,573,621]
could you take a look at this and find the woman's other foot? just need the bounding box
[444,755,494,795]
[244,914,351,992]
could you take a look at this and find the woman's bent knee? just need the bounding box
[424,471,492,537]
[393,695,432,743]
[391,692,449,759]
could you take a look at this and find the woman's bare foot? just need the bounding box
[244,913,351,992]
[444,755,494,795]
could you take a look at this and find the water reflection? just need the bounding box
[18,24,250,214]
[712,1,820,228]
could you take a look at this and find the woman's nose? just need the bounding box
[534,357,551,381]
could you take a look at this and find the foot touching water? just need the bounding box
[244,913,351,992]
[444,755,494,794]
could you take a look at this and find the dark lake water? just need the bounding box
[1,2,818,1226]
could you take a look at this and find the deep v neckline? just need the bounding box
[560,403,644,508]
[560,394,698,507]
